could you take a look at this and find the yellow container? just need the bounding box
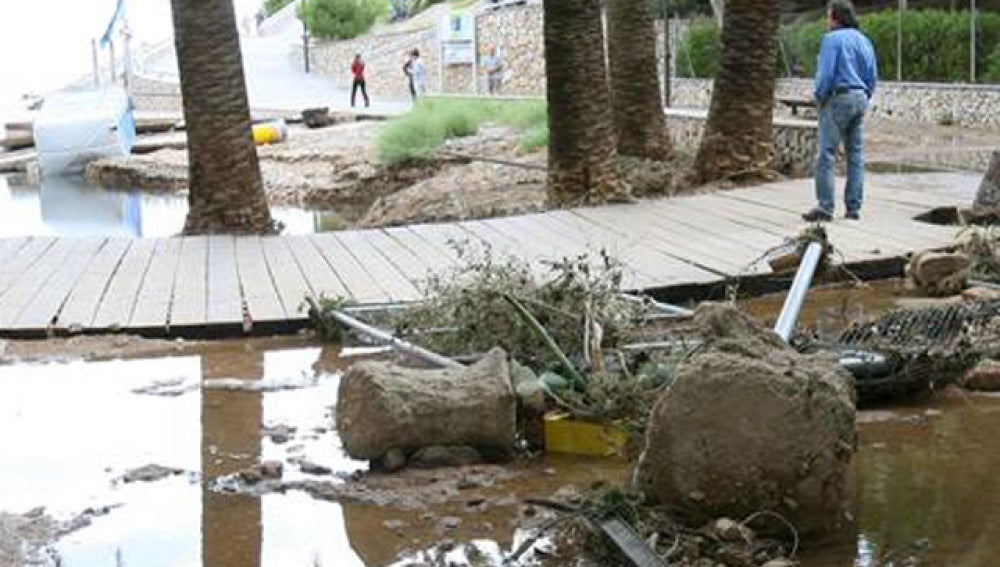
[543,412,630,457]
[251,120,286,145]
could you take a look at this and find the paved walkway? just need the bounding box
[0,173,978,337]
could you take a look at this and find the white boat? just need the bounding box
[32,87,136,177]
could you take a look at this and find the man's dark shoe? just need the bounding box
[801,208,832,222]
[845,211,860,220]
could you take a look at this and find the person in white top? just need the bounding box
[403,49,426,101]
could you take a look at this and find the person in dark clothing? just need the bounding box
[350,53,370,108]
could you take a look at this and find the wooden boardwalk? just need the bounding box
[0,173,978,336]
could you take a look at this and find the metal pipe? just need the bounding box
[330,310,463,369]
[620,293,694,317]
[773,241,823,343]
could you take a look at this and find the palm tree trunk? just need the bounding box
[172,0,275,234]
[543,0,630,206]
[607,0,673,161]
[693,0,780,184]
[974,150,1000,209]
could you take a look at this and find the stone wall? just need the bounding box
[665,109,817,177]
[308,5,1000,128]
[309,27,439,100]
[475,4,546,96]
[130,75,183,114]
[671,77,1000,129]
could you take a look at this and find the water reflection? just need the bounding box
[0,174,336,238]
[0,342,366,567]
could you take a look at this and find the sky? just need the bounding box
[0,0,264,120]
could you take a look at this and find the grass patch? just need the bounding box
[376,97,548,164]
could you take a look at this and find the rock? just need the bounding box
[963,286,1000,302]
[381,448,407,473]
[437,516,462,531]
[383,519,408,530]
[962,359,1000,391]
[262,424,296,444]
[636,304,856,540]
[906,251,970,296]
[409,446,484,469]
[337,347,516,460]
[713,518,753,543]
[121,464,184,483]
[762,560,797,567]
[298,460,332,475]
[260,461,283,480]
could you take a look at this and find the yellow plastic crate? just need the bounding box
[543,412,630,457]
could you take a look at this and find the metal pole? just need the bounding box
[662,1,671,107]
[122,21,133,90]
[92,39,101,87]
[897,0,904,82]
[773,241,824,343]
[302,0,310,73]
[109,41,117,85]
[329,309,463,369]
[971,0,977,82]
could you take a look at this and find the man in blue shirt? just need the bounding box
[802,0,878,222]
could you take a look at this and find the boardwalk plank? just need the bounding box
[0,237,56,296]
[56,239,132,329]
[168,236,208,327]
[362,229,442,287]
[383,226,458,269]
[91,238,157,329]
[129,238,183,329]
[13,237,107,330]
[332,230,421,302]
[262,236,313,317]
[0,237,29,266]
[206,235,244,325]
[310,234,389,303]
[235,236,286,323]
[283,235,350,300]
[572,206,748,274]
[0,239,87,327]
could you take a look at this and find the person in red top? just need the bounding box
[350,53,370,108]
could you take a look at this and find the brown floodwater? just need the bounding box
[0,339,624,567]
[3,281,1000,566]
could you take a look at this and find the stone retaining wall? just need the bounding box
[130,75,183,114]
[671,78,1000,129]
[665,109,817,177]
[309,27,440,100]
[309,4,1000,127]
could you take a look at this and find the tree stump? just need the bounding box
[336,347,517,460]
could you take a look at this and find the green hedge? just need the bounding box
[302,0,387,40]
[678,10,1000,83]
[264,0,295,16]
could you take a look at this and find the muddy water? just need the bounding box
[0,340,623,567]
[4,280,1000,566]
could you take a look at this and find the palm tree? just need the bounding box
[171,0,276,234]
[692,0,781,184]
[543,0,630,206]
[607,0,673,161]
[973,151,1000,209]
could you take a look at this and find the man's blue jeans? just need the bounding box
[814,91,868,216]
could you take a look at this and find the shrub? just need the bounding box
[983,44,1000,82]
[302,0,387,40]
[376,98,548,164]
[264,0,295,16]
[676,19,720,78]
[678,10,1000,83]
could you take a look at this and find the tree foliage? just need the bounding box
[679,9,1000,83]
[263,0,295,16]
[302,0,387,40]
